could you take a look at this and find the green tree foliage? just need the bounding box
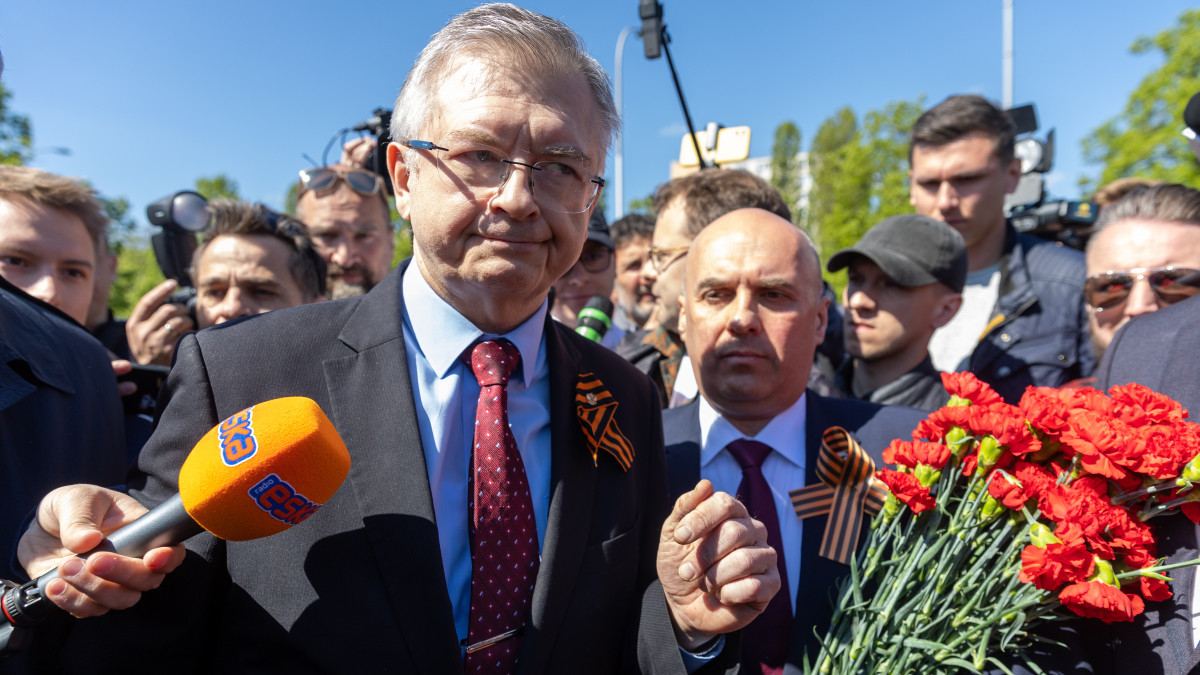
[770,121,802,218]
[194,174,241,201]
[1081,9,1200,194]
[100,194,165,318]
[807,99,924,295]
[0,82,32,166]
[627,194,655,215]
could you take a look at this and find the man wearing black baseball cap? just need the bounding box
[550,209,625,349]
[827,214,967,410]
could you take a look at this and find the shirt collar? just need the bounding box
[697,392,808,469]
[401,263,546,385]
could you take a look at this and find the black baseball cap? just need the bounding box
[586,207,613,249]
[827,214,968,293]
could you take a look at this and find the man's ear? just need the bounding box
[932,292,963,330]
[388,142,412,220]
[1004,156,1022,194]
[676,294,687,343]
[814,292,830,345]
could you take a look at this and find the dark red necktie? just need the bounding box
[464,339,539,674]
[727,439,793,675]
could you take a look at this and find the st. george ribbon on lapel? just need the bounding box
[574,372,634,471]
[788,427,887,564]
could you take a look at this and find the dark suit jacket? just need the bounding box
[662,392,925,672]
[0,278,128,675]
[1090,294,1200,675]
[47,263,727,674]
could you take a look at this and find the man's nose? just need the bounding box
[1124,277,1160,319]
[847,289,876,312]
[213,289,255,325]
[487,163,539,220]
[727,291,761,334]
[26,273,65,311]
[639,257,658,287]
[936,182,959,213]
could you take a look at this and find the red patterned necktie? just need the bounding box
[727,439,793,675]
[464,339,539,674]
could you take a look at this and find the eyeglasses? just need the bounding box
[570,245,613,274]
[298,167,383,196]
[1084,266,1200,312]
[405,139,605,215]
[648,245,690,273]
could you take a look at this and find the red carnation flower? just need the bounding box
[1058,580,1145,622]
[987,471,1030,510]
[942,372,1004,407]
[1019,542,1094,591]
[1109,382,1187,426]
[876,468,936,514]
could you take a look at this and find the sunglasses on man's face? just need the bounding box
[1084,266,1200,312]
[298,167,383,196]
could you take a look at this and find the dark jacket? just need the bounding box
[963,225,1096,403]
[662,393,927,671]
[836,355,950,412]
[42,263,733,674]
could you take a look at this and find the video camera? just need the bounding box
[1003,104,1098,250]
[349,107,394,196]
[146,190,209,319]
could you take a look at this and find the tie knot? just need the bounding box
[727,439,772,471]
[469,339,520,387]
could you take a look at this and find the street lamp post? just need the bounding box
[613,25,639,220]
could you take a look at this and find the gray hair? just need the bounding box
[1089,183,1200,253]
[390,3,617,162]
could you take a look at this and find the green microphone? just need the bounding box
[574,296,613,343]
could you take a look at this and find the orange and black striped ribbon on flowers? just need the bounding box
[788,427,887,565]
[575,373,634,471]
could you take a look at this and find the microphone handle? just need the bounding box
[37,493,202,596]
[0,493,203,640]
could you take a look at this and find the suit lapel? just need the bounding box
[323,265,462,675]
[520,320,598,674]
[663,399,702,497]
[787,394,849,667]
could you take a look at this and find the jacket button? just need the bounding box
[998,366,1012,377]
[1000,333,1011,343]
[1058,354,1067,361]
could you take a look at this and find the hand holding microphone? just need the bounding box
[11,397,350,631]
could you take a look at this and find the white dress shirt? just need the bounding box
[697,393,808,613]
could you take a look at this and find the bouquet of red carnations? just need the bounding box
[812,373,1200,674]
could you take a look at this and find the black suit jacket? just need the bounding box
[47,263,726,674]
[662,392,925,671]
[1090,294,1200,675]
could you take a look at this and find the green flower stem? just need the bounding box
[1114,558,1200,579]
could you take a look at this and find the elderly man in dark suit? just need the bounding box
[661,208,925,673]
[1088,293,1200,675]
[16,5,778,673]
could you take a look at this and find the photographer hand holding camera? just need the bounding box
[126,278,196,367]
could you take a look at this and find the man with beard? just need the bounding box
[610,213,656,332]
[295,163,394,299]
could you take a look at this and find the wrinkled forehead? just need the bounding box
[423,52,605,160]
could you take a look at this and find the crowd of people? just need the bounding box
[2,3,1199,673]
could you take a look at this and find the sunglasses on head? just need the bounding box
[1084,266,1200,312]
[298,167,382,196]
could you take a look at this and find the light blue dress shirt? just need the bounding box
[697,393,808,614]
[400,265,552,646]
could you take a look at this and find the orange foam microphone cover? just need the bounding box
[178,396,350,541]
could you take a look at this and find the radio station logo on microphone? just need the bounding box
[219,407,258,466]
[248,474,322,525]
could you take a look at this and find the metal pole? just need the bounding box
[614,25,638,220]
[1002,0,1013,108]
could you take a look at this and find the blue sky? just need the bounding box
[1,1,1194,232]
